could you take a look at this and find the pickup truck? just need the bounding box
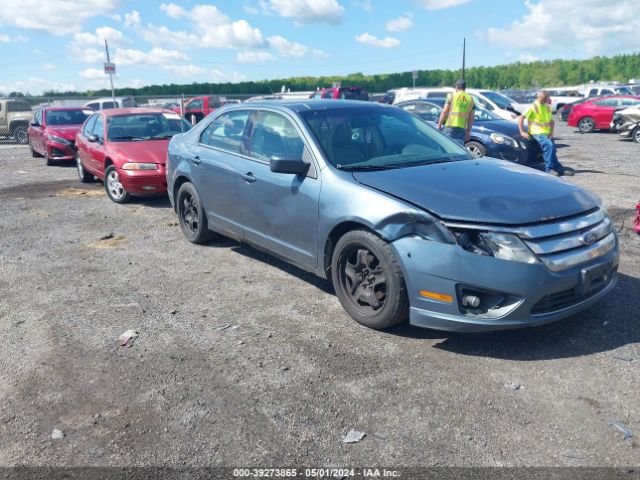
[0,99,33,144]
[174,95,224,123]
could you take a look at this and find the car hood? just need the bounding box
[110,140,169,165]
[352,158,600,225]
[47,125,82,141]
[473,119,521,137]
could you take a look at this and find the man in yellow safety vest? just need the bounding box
[519,90,573,176]
[437,79,475,146]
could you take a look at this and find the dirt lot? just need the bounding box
[0,123,639,469]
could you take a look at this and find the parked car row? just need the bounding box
[23,99,618,334]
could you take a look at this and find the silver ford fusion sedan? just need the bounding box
[166,101,619,332]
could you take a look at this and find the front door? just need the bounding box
[86,114,107,175]
[238,110,320,269]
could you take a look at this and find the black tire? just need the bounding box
[104,165,131,204]
[76,153,93,183]
[176,182,215,244]
[578,116,595,133]
[633,126,640,144]
[11,125,28,145]
[45,151,53,166]
[465,141,486,158]
[331,229,409,329]
[29,140,42,158]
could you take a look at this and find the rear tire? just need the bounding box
[176,182,215,244]
[578,116,595,133]
[633,126,640,144]
[331,229,408,330]
[76,153,93,183]
[11,125,28,145]
[465,141,486,158]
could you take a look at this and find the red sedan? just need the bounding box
[28,107,92,165]
[568,95,640,133]
[75,108,190,203]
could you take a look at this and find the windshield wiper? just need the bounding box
[336,164,392,171]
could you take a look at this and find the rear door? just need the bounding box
[237,110,320,268]
[592,98,619,128]
[192,109,250,238]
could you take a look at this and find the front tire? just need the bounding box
[29,141,42,158]
[465,141,486,158]
[331,230,408,329]
[176,182,215,244]
[45,151,53,166]
[578,116,595,133]
[104,165,130,204]
[633,126,640,144]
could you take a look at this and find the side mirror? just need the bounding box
[30,121,40,127]
[87,134,99,143]
[270,155,309,175]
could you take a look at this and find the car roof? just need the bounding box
[42,106,90,111]
[98,107,175,117]
[223,99,390,114]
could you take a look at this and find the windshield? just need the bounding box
[45,109,91,126]
[107,113,191,141]
[300,106,470,170]
[615,87,634,95]
[474,107,501,121]
[480,91,516,109]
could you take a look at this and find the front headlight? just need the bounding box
[47,134,70,145]
[122,162,158,170]
[490,132,518,148]
[457,230,538,264]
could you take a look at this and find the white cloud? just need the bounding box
[114,48,188,66]
[156,4,265,49]
[414,0,471,10]
[518,53,539,63]
[244,5,260,15]
[80,68,105,80]
[236,51,277,63]
[0,77,76,95]
[43,62,56,70]
[355,32,400,48]
[262,0,344,24]
[0,34,28,43]
[211,70,247,83]
[73,27,124,47]
[0,0,118,35]
[485,0,639,56]
[164,64,208,77]
[352,0,373,11]
[268,36,329,59]
[386,13,413,32]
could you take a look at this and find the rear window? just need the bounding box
[7,101,32,112]
[426,92,449,99]
[102,101,117,109]
[339,89,369,101]
[45,109,91,126]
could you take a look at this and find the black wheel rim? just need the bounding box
[180,192,199,234]
[338,246,388,315]
[15,129,27,144]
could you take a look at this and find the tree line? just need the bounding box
[28,53,640,98]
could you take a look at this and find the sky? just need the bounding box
[0,0,638,94]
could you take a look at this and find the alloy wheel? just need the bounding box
[579,118,594,133]
[467,145,482,158]
[106,170,125,200]
[338,246,388,315]
[180,192,199,234]
[633,127,640,144]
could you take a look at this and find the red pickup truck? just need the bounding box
[174,95,224,123]
[310,86,370,101]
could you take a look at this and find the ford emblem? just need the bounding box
[582,231,599,245]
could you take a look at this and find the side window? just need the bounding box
[250,111,304,161]
[82,114,98,137]
[621,98,639,106]
[321,91,334,99]
[92,115,104,140]
[594,98,617,107]
[86,102,99,110]
[187,99,203,110]
[102,101,116,109]
[601,89,614,96]
[200,110,250,154]
[588,89,598,96]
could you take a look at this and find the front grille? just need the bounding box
[520,208,616,272]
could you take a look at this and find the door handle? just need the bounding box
[191,155,201,165]
[241,172,257,183]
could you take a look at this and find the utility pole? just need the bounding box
[104,39,116,102]
[462,37,466,80]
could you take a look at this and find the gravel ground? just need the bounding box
[0,123,639,468]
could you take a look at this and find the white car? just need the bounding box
[546,88,583,113]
